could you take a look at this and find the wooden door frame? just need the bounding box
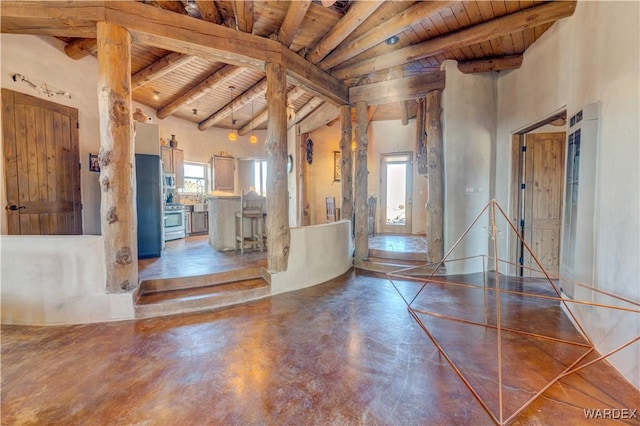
[509,110,567,276]
[379,151,413,234]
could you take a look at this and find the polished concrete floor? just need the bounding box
[2,271,638,425]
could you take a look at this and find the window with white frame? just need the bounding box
[181,162,209,194]
[254,160,267,196]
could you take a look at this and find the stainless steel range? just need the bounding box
[164,203,186,241]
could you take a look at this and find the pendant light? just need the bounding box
[249,99,257,144]
[228,86,237,142]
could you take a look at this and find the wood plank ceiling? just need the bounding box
[3,1,576,133]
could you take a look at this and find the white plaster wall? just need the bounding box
[0,236,134,324]
[442,61,496,273]
[495,1,640,387]
[270,220,353,294]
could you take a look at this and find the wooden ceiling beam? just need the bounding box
[277,0,311,47]
[321,1,457,70]
[332,0,577,80]
[194,0,221,24]
[233,0,254,34]
[306,0,384,65]
[239,86,306,136]
[0,1,104,38]
[297,102,339,135]
[198,78,268,130]
[132,52,196,90]
[157,64,244,119]
[64,37,97,60]
[144,1,186,15]
[283,48,348,106]
[349,72,445,105]
[292,97,324,130]
[457,55,523,74]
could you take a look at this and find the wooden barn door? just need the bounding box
[2,89,82,235]
[521,132,565,276]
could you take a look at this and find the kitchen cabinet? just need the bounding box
[213,155,234,192]
[191,211,208,234]
[161,146,184,188]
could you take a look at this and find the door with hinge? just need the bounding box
[517,132,565,277]
[380,152,412,234]
[2,89,82,235]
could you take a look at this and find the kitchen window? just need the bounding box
[181,162,209,194]
[254,160,267,196]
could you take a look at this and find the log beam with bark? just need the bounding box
[339,105,354,227]
[265,62,290,273]
[457,55,523,74]
[349,72,445,105]
[278,0,311,47]
[96,21,137,293]
[354,101,369,261]
[425,90,444,265]
[64,37,97,59]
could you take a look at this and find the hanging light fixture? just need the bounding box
[249,99,257,144]
[228,86,237,142]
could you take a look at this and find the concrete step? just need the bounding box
[368,248,428,262]
[134,269,270,319]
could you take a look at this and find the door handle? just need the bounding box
[6,205,27,211]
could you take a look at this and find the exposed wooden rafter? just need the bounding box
[64,37,97,60]
[238,86,306,136]
[194,0,221,24]
[198,78,268,130]
[331,1,577,79]
[349,72,445,105]
[233,0,254,34]
[457,55,524,74]
[277,0,311,47]
[131,52,195,90]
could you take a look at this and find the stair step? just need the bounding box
[354,259,437,276]
[139,267,265,295]
[369,248,428,262]
[134,278,270,319]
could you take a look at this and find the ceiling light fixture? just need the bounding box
[228,86,237,142]
[386,35,400,46]
[152,90,160,100]
[249,100,257,144]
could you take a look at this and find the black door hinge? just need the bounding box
[521,183,526,189]
[521,146,527,152]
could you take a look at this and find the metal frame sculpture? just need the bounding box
[387,199,639,425]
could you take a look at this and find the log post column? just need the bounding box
[354,101,369,260]
[96,21,137,293]
[425,90,444,265]
[265,62,290,272]
[339,105,353,227]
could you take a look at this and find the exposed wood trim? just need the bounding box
[194,0,221,24]
[265,61,290,273]
[457,55,523,74]
[233,0,254,33]
[238,86,305,135]
[354,101,369,261]
[0,1,104,38]
[297,102,339,135]
[157,64,244,119]
[282,48,348,106]
[292,97,324,130]
[198,78,268,130]
[332,1,577,79]
[350,72,445,105]
[64,37,97,60]
[306,0,383,65]
[321,1,457,70]
[277,0,311,47]
[96,21,137,293]
[339,105,354,227]
[131,52,195,90]
[367,105,378,126]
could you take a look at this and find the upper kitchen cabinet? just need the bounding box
[162,146,184,188]
[213,155,234,192]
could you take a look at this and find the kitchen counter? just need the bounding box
[208,196,240,251]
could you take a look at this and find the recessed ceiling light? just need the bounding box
[386,35,400,46]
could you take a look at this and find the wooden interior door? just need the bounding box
[522,132,565,276]
[380,152,412,234]
[2,89,82,235]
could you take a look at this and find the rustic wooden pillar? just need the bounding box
[354,101,369,260]
[425,90,444,264]
[265,62,290,272]
[339,105,353,227]
[416,98,427,175]
[96,21,137,293]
